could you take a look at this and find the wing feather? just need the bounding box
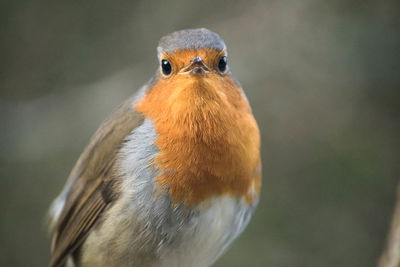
[49,96,145,267]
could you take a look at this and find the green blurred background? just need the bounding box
[1,0,399,266]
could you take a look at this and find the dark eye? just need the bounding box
[161,59,172,76]
[218,56,227,72]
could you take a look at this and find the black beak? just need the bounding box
[179,56,210,75]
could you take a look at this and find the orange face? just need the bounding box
[136,49,261,207]
[160,48,226,75]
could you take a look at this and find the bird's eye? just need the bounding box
[218,56,227,73]
[161,59,172,76]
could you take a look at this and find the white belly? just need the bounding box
[157,196,254,267]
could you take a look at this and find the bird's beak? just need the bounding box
[179,56,210,75]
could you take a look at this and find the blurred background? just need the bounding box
[1,0,399,266]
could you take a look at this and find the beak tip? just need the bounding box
[180,56,210,74]
[191,56,203,64]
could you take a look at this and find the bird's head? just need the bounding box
[157,28,228,77]
[136,28,245,122]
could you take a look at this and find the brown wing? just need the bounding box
[49,96,145,267]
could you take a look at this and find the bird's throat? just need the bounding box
[135,75,261,207]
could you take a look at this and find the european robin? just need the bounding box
[48,28,261,267]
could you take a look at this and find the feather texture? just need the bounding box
[49,96,145,267]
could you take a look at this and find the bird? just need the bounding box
[48,28,261,267]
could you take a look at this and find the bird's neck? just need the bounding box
[135,76,261,206]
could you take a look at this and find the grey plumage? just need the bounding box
[157,28,226,58]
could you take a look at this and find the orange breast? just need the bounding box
[135,64,261,206]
